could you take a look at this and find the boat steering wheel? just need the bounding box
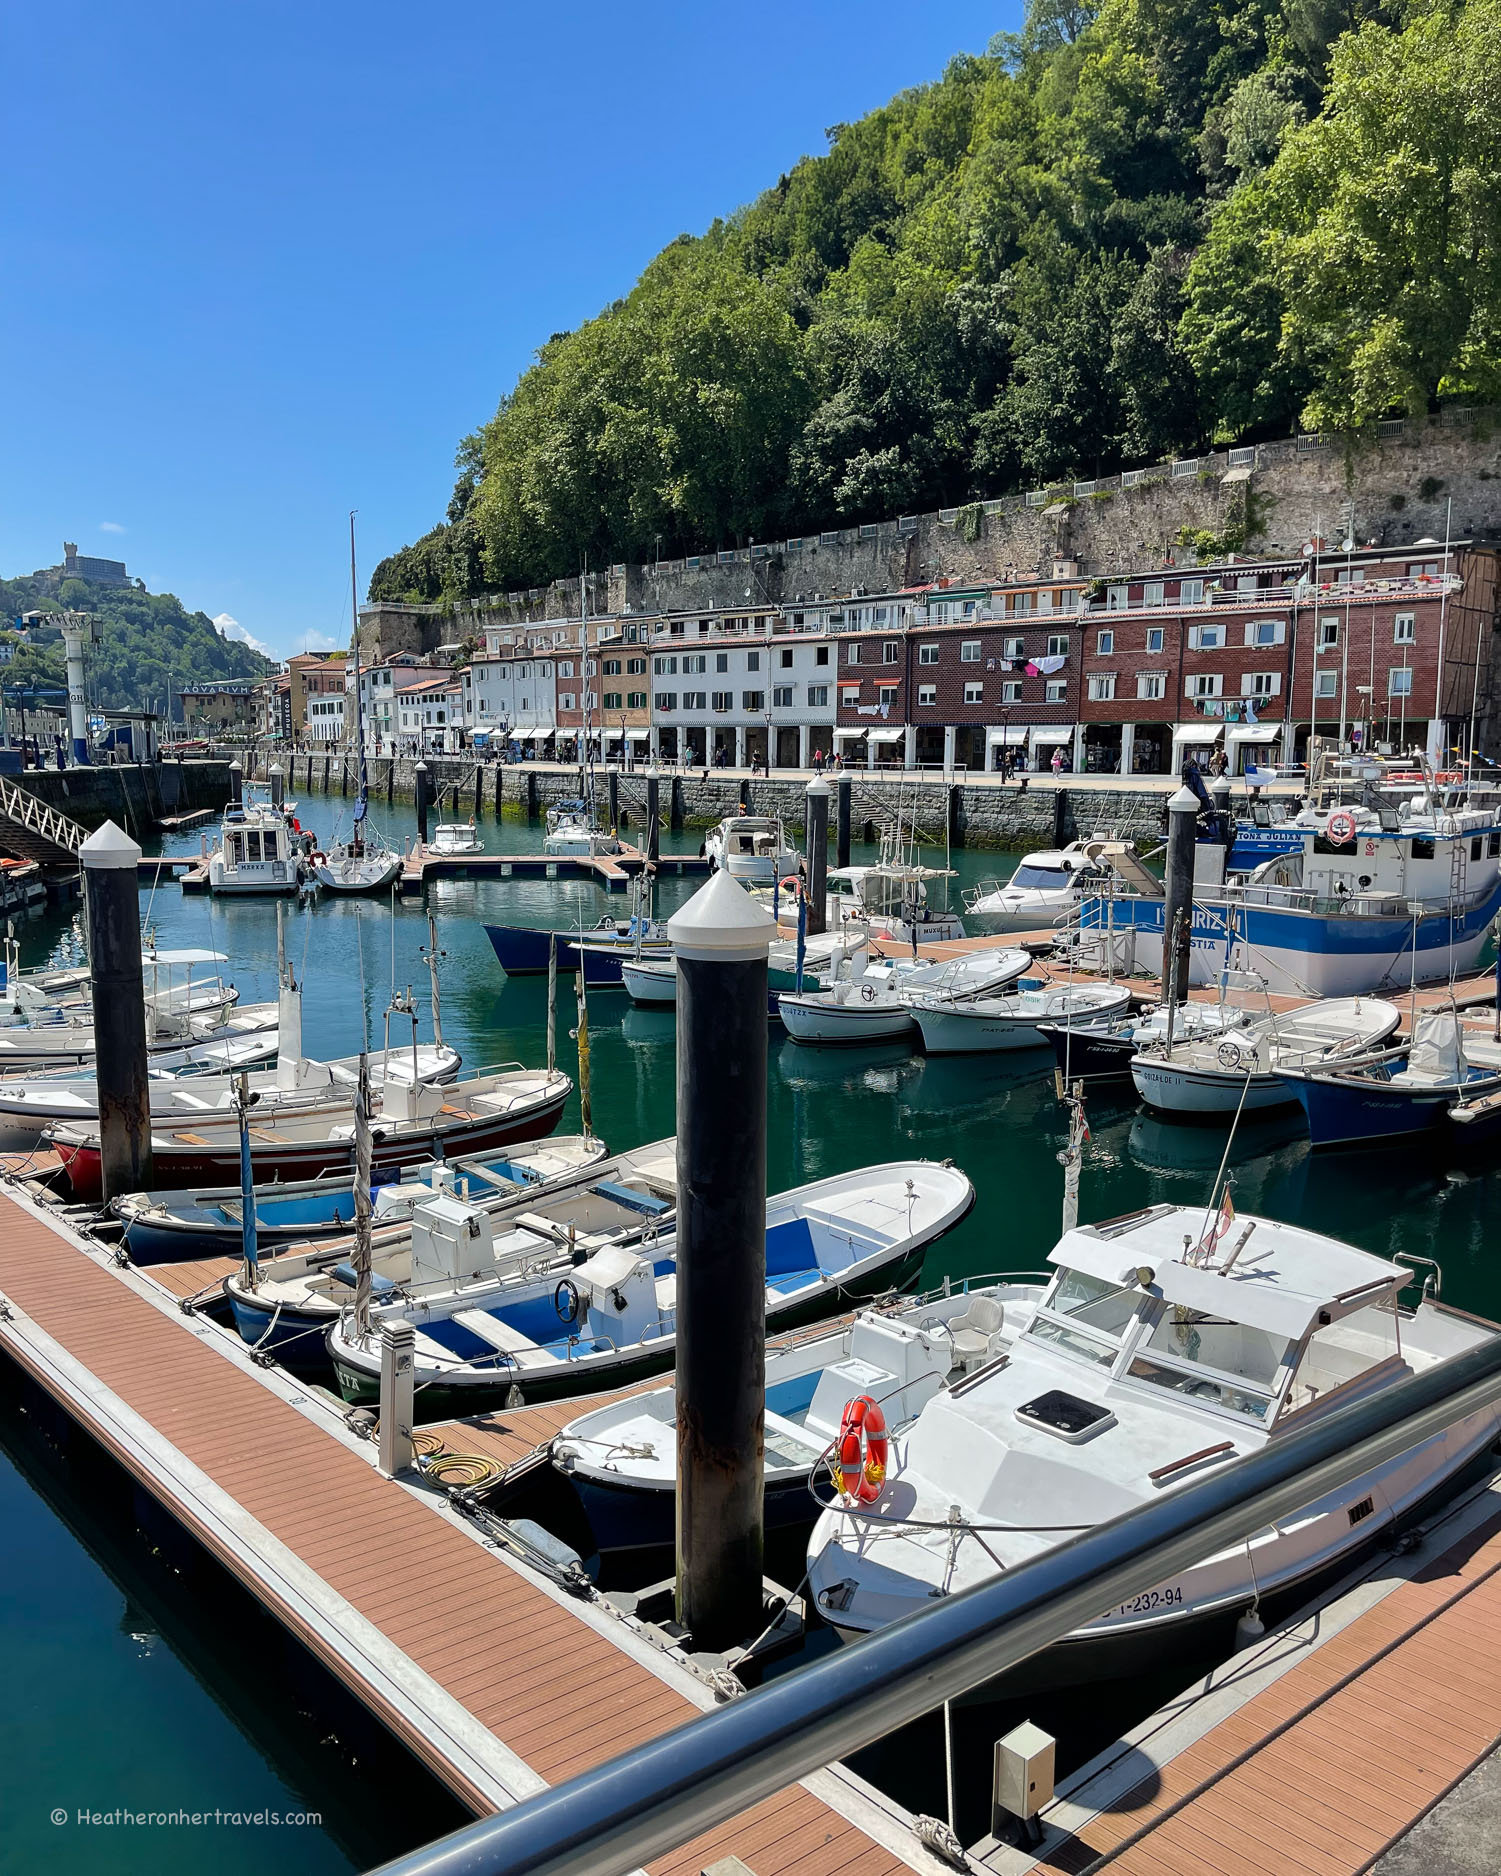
[554,1277,582,1325]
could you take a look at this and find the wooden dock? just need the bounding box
[978,1466,1501,1876]
[0,1183,932,1876]
[397,841,710,895]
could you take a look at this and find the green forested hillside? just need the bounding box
[372,0,1501,604]
[0,572,274,718]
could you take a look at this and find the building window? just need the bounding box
[1318,617,1339,649]
[684,691,706,709]
[559,693,575,711]
[918,643,939,665]
[711,691,733,712]
[1242,672,1279,697]
[1244,619,1284,647]
[602,658,622,676]
[601,691,622,710]
[1107,585,1128,610]
[1047,634,1069,657]
[846,642,862,665]
[626,692,647,709]
[654,656,676,675]
[1145,626,1165,654]
[840,686,860,706]
[655,692,677,711]
[1389,666,1413,697]
[559,661,574,678]
[684,655,706,674]
[1087,674,1117,701]
[742,690,764,710]
[808,685,828,708]
[1003,636,1025,660]
[814,645,829,666]
[1314,669,1338,698]
[1144,582,1164,607]
[963,681,983,704]
[960,640,981,663]
[877,685,897,707]
[1179,579,1204,605]
[1096,630,1114,655]
[917,684,937,707]
[1394,612,1416,643]
[1002,681,1022,702]
[883,641,900,664]
[1186,673,1222,698]
[1189,623,1224,650]
[1012,592,1035,615]
[715,652,729,673]
[779,647,793,668]
[1045,679,1067,703]
[773,685,793,708]
[1137,672,1165,700]
[627,658,646,674]
[746,651,760,671]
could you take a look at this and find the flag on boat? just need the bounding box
[1196,1186,1235,1262]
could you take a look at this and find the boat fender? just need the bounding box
[554,1277,582,1325]
[837,1394,888,1503]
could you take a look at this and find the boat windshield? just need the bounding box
[1127,1307,1291,1422]
[1011,865,1072,890]
[1025,1267,1143,1369]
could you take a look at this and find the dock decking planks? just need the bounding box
[0,1191,904,1876]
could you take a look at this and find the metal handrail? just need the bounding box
[0,774,89,855]
[369,1330,1501,1876]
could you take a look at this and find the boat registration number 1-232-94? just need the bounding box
[1112,1585,1185,1618]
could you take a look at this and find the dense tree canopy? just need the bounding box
[373,0,1490,603]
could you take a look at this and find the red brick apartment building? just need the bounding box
[1077,543,1500,776]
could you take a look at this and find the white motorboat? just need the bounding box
[544,801,620,857]
[325,1158,975,1419]
[825,859,965,945]
[1131,996,1402,1115]
[429,820,484,857]
[208,796,310,894]
[705,814,800,886]
[552,1273,1046,1558]
[778,946,1031,1046]
[964,843,1118,931]
[1039,1000,1256,1080]
[807,1203,1501,1687]
[906,980,1133,1055]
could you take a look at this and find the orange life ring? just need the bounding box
[837,1394,888,1503]
[781,874,803,898]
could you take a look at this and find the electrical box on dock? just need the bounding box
[993,1720,1055,1829]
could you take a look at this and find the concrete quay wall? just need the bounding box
[8,758,230,837]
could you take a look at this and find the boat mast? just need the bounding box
[580,563,594,825]
[350,511,368,831]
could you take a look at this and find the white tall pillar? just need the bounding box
[650,728,661,763]
[62,624,91,765]
[1072,722,1087,774]
[798,724,810,770]
[942,724,956,774]
[1119,722,1136,776]
[904,725,917,770]
[734,725,747,770]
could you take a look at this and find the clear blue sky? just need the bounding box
[2,1,1016,659]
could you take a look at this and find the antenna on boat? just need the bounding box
[572,961,594,1142]
[1054,1075,1088,1234]
[352,1053,374,1336]
[349,510,369,839]
[424,912,445,1049]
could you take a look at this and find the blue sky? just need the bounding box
[2,2,1016,659]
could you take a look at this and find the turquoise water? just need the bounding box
[5,796,1500,1863]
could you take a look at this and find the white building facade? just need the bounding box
[647,610,845,768]
[462,638,559,750]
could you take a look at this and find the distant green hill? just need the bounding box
[0,571,274,721]
[373,0,1501,605]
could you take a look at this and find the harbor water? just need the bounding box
[7,800,1501,1866]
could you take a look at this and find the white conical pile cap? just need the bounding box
[1167,785,1200,813]
[668,867,777,961]
[80,819,142,871]
[805,776,831,799]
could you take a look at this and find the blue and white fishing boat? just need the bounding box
[325,1159,975,1418]
[485,913,671,984]
[1284,1010,1501,1148]
[1079,797,1501,997]
[550,1273,1045,1559]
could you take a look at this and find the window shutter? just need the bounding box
[1187,626,1200,650]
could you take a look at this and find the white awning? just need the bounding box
[1226,723,1283,745]
[1172,720,1223,748]
[986,726,1027,746]
[867,727,905,745]
[1028,725,1074,747]
[509,721,537,736]
[554,728,581,743]
[625,728,651,741]
[832,726,867,744]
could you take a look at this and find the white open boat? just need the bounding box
[905,980,1133,1055]
[807,1203,1501,1689]
[1131,996,1402,1115]
[779,946,1030,1046]
[705,814,800,886]
[552,1273,1045,1559]
[208,797,309,894]
[326,1159,975,1418]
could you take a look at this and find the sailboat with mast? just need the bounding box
[544,568,621,858]
[316,513,404,894]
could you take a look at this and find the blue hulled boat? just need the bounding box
[484,916,670,984]
[1285,1011,1501,1148]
